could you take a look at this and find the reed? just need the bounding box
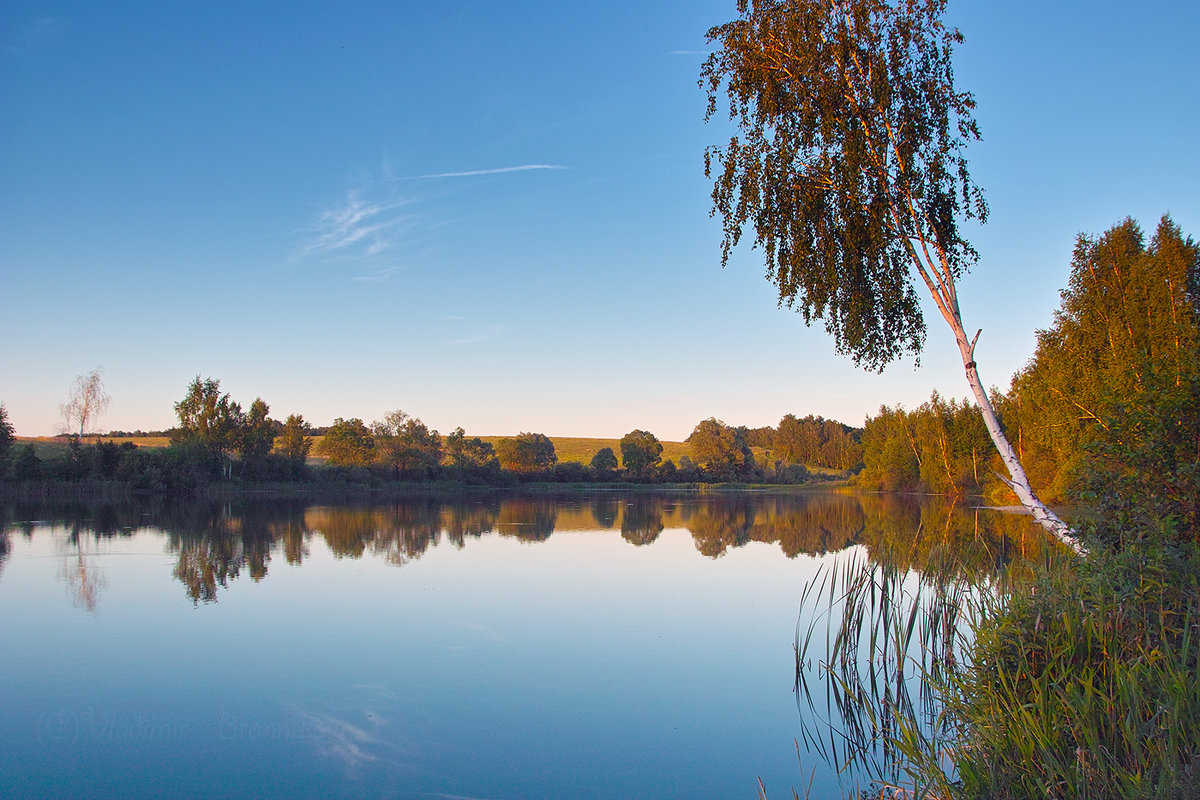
[795,550,982,798]
[794,528,1200,799]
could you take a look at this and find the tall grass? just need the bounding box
[795,550,985,797]
[946,537,1200,799]
[794,529,1200,799]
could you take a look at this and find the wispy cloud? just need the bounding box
[669,49,712,56]
[447,324,504,346]
[302,190,410,257]
[413,164,565,179]
[299,160,562,282]
[351,265,406,283]
[3,17,59,55]
[296,186,420,282]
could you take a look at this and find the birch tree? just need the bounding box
[702,0,1079,550]
[61,368,111,440]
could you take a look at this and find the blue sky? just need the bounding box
[2,1,1197,440]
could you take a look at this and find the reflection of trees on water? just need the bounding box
[442,503,500,548]
[621,498,664,546]
[593,498,619,530]
[164,501,303,603]
[308,500,447,566]
[495,499,557,542]
[59,538,106,612]
[683,494,868,558]
[2,491,1049,603]
[856,494,1051,581]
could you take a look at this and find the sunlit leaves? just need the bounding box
[1002,216,1200,529]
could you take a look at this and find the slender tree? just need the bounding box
[702,0,1078,549]
[61,368,111,441]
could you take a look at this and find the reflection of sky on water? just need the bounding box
[0,496,1043,799]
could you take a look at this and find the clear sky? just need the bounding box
[2,1,1197,440]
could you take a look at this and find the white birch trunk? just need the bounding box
[947,316,1086,555]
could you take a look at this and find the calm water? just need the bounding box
[0,491,1045,799]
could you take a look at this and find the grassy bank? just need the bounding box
[795,516,1200,799]
[945,535,1200,799]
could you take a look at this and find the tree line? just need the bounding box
[0,380,866,492]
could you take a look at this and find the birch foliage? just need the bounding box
[703,0,984,371]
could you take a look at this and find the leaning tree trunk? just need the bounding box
[888,199,1085,554]
[946,312,1085,555]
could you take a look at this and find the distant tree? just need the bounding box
[659,459,678,482]
[702,0,1074,546]
[745,425,774,449]
[620,429,663,473]
[238,398,276,462]
[590,446,619,473]
[60,368,110,440]
[172,376,244,476]
[372,410,441,478]
[443,427,498,470]
[551,461,590,483]
[860,393,994,495]
[316,418,375,467]
[687,418,752,477]
[496,432,557,474]
[820,422,864,471]
[0,402,13,477]
[278,414,313,462]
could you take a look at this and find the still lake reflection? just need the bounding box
[0,491,1046,799]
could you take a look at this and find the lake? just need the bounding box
[0,491,1047,799]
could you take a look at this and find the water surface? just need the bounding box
[0,491,1045,799]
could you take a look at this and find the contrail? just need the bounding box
[414,164,565,179]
